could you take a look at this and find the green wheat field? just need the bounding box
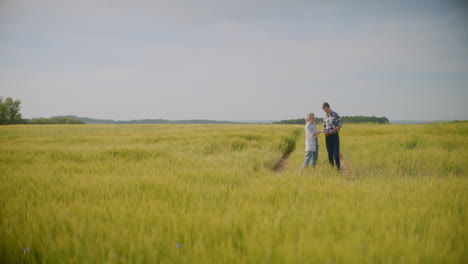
[0,123,467,263]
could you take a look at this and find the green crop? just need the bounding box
[0,123,466,263]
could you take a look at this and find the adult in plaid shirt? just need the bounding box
[322,102,342,170]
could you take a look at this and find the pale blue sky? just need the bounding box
[1,0,467,121]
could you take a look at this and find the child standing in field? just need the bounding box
[302,113,323,168]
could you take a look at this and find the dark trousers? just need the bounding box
[325,133,340,169]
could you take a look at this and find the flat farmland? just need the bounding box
[0,123,466,263]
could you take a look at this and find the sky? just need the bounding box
[1,0,467,121]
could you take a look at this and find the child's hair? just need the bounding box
[306,113,315,123]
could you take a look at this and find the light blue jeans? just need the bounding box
[302,145,319,168]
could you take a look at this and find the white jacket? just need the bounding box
[305,122,318,152]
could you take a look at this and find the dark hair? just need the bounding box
[322,102,330,109]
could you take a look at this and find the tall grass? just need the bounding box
[0,123,466,263]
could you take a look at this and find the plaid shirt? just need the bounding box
[323,110,342,134]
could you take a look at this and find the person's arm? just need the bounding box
[329,125,342,134]
[329,113,342,134]
[325,117,334,135]
[307,125,321,137]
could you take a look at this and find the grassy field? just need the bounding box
[0,123,467,263]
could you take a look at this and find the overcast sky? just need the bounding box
[1,0,467,121]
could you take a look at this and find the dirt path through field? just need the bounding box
[273,129,300,173]
[273,153,290,172]
[275,151,353,173]
[339,152,353,175]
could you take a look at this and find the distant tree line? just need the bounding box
[58,115,243,124]
[273,116,389,124]
[27,117,84,124]
[273,118,323,125]
[0,97,84,125]
[342,116,389,124]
